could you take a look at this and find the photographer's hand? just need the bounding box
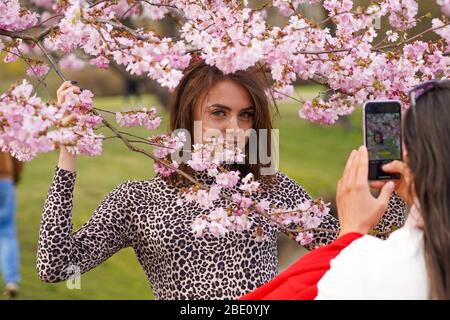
[369,160,414,208]
[337,146,396,237]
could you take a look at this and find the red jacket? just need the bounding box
[240,232,363,300]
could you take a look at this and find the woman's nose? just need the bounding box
[224,116,246,146]
[227,115,240,131]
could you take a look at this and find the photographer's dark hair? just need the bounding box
[403,80,450,299]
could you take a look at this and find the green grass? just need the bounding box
[1,86,364,299]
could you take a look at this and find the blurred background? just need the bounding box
[0,0,443,299]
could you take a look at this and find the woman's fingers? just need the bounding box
[355,146,369,186]
[342,149,357,187]
[348,147,361,187]
[55,81,81,128]
[370,179,401,190]
[376,180,395,214]
[382,160,414,206]
[57,81,76,95]
[60,86,81,96]
[382,160,405,174]
[57,86,81,105]
[60,114,77,126]
[369,181,386,189]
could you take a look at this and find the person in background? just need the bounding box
[123,78,142,105]
[0,152,23,298]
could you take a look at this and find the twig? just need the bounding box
[117,130,149,142]
[13,14,63,33]
[93,107,116,115]
[34,40,67,81]
[375,22,450,51]
[273,89,305,103]
[102,135,120,140]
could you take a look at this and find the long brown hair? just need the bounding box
[403,80,450,299]
[168,58,276,183]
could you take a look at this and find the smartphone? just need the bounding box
[363,100,402,180]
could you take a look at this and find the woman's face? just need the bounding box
[193,79,255,146]
[374,133,382,144]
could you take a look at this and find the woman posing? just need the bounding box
[37,59,406,299]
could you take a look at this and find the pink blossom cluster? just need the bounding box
[0,0,38,31]
[59,54,86,71]
[273,1,321,17]
[26,61,50,78]
[158,136,331,243]
[437,0,450,17]
[180,1,267,74]
[272,199,331,246]
[432,17,450,46]
[386,0,419,30]
[31,0,54,9]
[151,131,187,159]
[261,1,448,124]
[298,98,352,125]
[153,160,180,177]
[40,0,191,90]
[0,80,56,161]
[0,80,102,160]
[2,39,36,65]
[116,107,162,130]
[150,131,187,176]
[186,137,245,176]
[3,0,449,124]
[175,138,264,237]
[191,181,330,244]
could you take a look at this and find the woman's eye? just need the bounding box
[240,111,254,119]
[212,110,226,117]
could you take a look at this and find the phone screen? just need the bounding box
[364,101,402,180]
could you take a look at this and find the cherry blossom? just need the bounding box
[0,80,103,159]
[59,54,86,71]
[26,62,50,78]
[116,108,162,130]
[0,0,39,31]
[437,0,450,16]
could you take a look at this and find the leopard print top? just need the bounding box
[36,166,406,299]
